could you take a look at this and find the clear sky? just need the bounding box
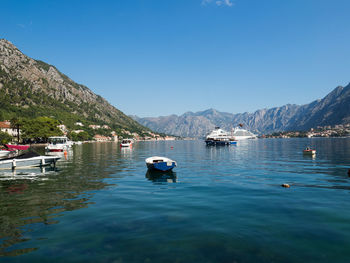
[1,0,350,117]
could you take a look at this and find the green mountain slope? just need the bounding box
[0,39,150,135]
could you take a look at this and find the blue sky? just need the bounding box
[1,0,350,117]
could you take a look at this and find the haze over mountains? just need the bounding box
[133,84,350,138]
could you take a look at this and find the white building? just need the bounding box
[0,121,19,137]
[72,130,84,134]
[89,125,101,130]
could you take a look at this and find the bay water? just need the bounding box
[1,138,350,263]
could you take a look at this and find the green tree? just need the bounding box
[77,131,90,141]
[0,131,12,144]
[10,117,20,142]
[68,131,90,141]
[68,132,79,142]
[0,111,4,122]
[20,117,63,142]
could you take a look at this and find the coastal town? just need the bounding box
[0,120,177,144]
[2,118,350,144]
[262,124,350,138]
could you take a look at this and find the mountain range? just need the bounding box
[0,39,150,136]
[2,38,349,139]
[133,84,350,138]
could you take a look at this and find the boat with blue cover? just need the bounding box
[145,156,177,171]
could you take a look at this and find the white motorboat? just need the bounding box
[120,139,133,147]
[0,152,60,170]
[45,136,72,152]
[0,150,12,158]
[145,156,177,171]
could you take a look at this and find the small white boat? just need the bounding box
[0,150,12,158]
[303,147,316,155]
[0,152,60,170]
[45,136,71,152]
[120,139,133,147]
[145,156,177,171]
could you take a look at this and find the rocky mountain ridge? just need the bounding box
[0,39,149,134]
[133,83,350,138]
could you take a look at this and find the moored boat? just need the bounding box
[45,136,71,152]
[5,144,30,150]
[0,150,12,158]
[0,151,60,170]
[120,139,133,147]
[145,156,177,171]
[303,147,316,155]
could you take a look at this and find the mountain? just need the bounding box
[0,39,150,135]
[133,84,350,138]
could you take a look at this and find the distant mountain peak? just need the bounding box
[134,83,350,137]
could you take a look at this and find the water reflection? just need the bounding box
[45,148,73,160]
[120,146,134,159]
[302,153,316,160]
[0,166,59,181]
[0,143,116,257]
[145,170,177,183]
[1,139,350,262]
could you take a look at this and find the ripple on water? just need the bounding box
[1,139,350,262]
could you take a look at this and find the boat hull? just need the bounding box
[0,151,11,158]
[120,143,132,147]
[0,156,60,170]
[205,140,237,146]
[303,150,316,155]
[146,162,176,172]
[47,149,64,152]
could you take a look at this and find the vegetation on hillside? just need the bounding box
[0,67,150,138]
[19,117,63,142]
[0,131,12,144]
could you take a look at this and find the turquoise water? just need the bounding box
[1,138,350,263]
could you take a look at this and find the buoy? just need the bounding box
[281,183,290,188]
[171,146,174,149]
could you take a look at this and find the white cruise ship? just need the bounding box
[231,127,257,140]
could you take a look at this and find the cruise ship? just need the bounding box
[231,127,257,140]
[205,126,257,145]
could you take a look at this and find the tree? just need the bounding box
[0,111,4,122]
[10,117,20,142]
[68,132,79,142]
[0,131,12,144]
[20,117,63,142]
[68,131,90,141]
[77,131,90,141]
